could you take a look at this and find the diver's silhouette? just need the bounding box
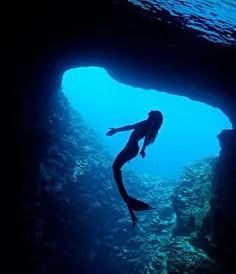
[106,110,163,227]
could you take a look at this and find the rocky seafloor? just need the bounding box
[34,91,227,273]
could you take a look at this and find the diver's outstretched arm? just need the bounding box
[106,125,133,136]
[106,125,135,136]
[106,121,145,136]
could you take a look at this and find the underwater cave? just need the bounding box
[4,1,236,274]
[62,66,232,179]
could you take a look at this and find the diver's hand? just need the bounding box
[140,150,146,158]
[106,128,117,136]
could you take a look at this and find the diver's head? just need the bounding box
[148,110,163,122]
[145,110,163,146]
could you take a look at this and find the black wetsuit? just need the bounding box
[110,112,163,227]
[112,120,152,201]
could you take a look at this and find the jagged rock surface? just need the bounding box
[171,157,217,236]
[198,129,236,268]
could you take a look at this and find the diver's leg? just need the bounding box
[112,147,138,202]
[112,146,153,227]
[112,167,128,202]
[112,147,139,227]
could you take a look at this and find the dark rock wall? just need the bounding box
[20,91,119,274]
[202,129,236,265]
[171,130,236,271]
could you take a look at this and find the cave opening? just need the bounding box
[61,66,232,180]
[38,64,234,273]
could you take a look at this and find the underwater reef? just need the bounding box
[27,90,235,273]
[172,157,217,236]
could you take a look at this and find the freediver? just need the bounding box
[106,110,163,227]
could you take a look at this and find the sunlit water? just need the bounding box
[62,66,232,179]
[130,0,236,45]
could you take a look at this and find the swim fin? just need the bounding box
[127,205,138,228]
[126,196,154,211]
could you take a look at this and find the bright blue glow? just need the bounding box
[62,67,232,179]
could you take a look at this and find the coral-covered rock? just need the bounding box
[200,129,236,265]
[167,237,219,274]
[171,157,217,236]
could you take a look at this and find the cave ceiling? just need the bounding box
[6,0,236,126]
[130,0,236,46]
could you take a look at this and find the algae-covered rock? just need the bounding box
[167,237,218,274]
[171,157,217,236]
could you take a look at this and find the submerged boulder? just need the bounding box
[167,237,219,274]
[171,157,217,236]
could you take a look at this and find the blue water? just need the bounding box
[62,66,231,179]
[130,0,236,45]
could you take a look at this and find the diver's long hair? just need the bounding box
[145,110,163,146]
